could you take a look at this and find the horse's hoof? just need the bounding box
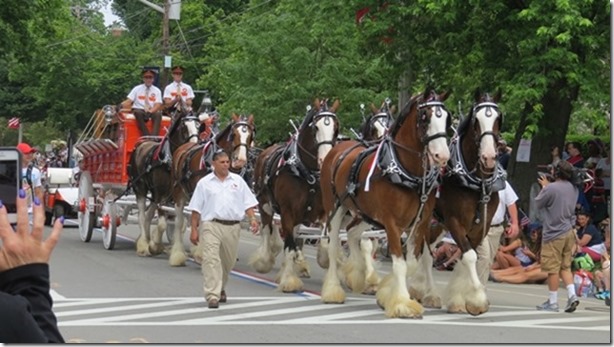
[421,295,442,309]
[408,287,423,301]
[376,300,385,310]
[466,303,489,316]
[446,304,467,314]
[361,286,377,296]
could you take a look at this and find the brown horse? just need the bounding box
[410,90,505,316]
[128,109,202,258]
[358,98,395,143]
[169,113,255,266]
[249,98,340,292]
[318,88,451,318]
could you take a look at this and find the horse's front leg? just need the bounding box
[276,225,307,293]
[343,221,378,295]
[136,196,153,257]
[149,208,166,255]
[321,206,347,303]
[376,224,423,318]
[444,248,489,315]
[169,200,188,266]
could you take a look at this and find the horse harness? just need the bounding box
[443,100,507,239]
[261,136,320,217]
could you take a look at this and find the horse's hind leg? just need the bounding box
[135,196,152,257]
[361,237,380,295]
[149,208,166,255]
[408,250,442,309]
[445,249,489,315]
[342,221,372,294]
[169,201,187,267]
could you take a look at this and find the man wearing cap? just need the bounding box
[120,69,163,137]
[163,65,195,112]
[16,143,43,216]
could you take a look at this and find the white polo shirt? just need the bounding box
[127,84,162,110]
[187,171,258,222]
[163,82,195,102]
[491,180,519,225]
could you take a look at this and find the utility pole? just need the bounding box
[136,0,181,88]
[162,0,170,87]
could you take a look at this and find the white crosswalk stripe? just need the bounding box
[54,296,610,330]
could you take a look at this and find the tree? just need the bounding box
[351,0,610,210]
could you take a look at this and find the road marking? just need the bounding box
[54,296,610,332]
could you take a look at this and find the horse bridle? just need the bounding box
[471,101,502,145]
[183,114,201,142]
[369,111,392,136]
[227,119,255,154]
[417,100,450,145]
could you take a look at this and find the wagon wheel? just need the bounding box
[101,196,119,250]
[77,171,95,242]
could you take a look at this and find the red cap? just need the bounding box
[16,143,36,154]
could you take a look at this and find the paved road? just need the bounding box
[49,220,610,344]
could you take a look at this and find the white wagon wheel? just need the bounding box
[77,171,95,242]
[101,195,119,250]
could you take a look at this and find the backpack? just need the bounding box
[572,253,595,272]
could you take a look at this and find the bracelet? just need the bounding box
[250,217,258,222]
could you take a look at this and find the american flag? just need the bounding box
[7,117,20,129]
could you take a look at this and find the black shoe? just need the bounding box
[220,290,227,303]
[208,299,219,309]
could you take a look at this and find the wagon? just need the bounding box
[74,106,172,249]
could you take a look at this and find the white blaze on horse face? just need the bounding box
[373,118,387,139]
[232,126,249,169]
[315,116,336,169]
[426,106,450,167]
[185,120,199,143]
[474,107,498,170]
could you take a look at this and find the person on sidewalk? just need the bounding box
[476,179,520,285]
[187,149,259,309]
[534,160,581,313]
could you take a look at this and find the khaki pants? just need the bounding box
[476,224,505,285]
[540,229,575,273]
[200,221,241,302]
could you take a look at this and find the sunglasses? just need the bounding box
[172,72,183,75]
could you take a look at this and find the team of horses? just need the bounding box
[126,89,505,319]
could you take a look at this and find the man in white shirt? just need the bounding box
[187,150,260,309]
[17,143,43,217]
[163,65,195,112]
[476,180,520,285]
[120,68,163,136]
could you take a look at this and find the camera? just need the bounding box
[0,147,22,223]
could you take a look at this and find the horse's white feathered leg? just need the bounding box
[445,249,488,315]
[149,208,166,255]
[169,201,188,266]
[376,254,424,318]
[321,206,347,304]
[135,196,152,257]
[249,221,275,273]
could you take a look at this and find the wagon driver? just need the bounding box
[163,65,195,112]
[120,68,163,137]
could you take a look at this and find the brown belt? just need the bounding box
[212,218,241,226]
[491,223,504,227]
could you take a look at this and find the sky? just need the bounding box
[101,2,121,27]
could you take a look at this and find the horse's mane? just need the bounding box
[299,107,318,131]
[214,120,232,143]
[388,93,423,137]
